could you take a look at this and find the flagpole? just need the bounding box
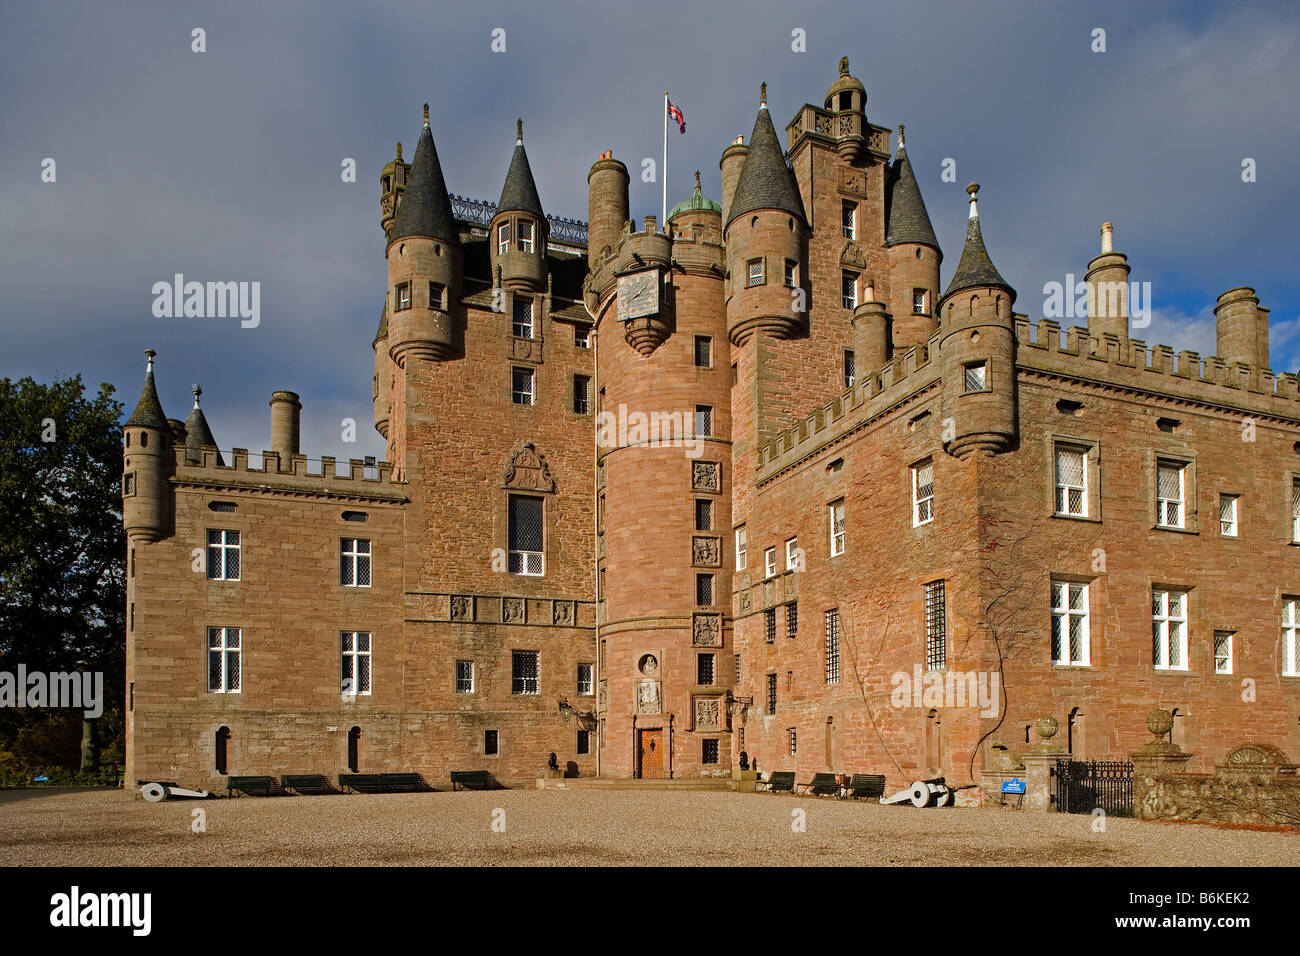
[662,91,668,226]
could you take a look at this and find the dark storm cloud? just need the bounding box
[1,0,1297,462]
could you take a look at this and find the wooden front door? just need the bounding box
[638,729,664,778]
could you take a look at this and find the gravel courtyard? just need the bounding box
[1,788,1296,866]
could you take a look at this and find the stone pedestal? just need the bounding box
[1022,749,1069,811]
[731,769,758,793]
[1130,745,1192,819]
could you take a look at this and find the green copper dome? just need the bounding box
[669,171,721,220]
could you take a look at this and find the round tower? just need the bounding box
[386,104,464,366]
[718,137,748,227]
[122,350,173,542]
[184,384,223,466]
[1085,222,1131,342]
[596,174,733,778]
[1214,286,1268,368]
[824,57,867,162]
[269,390,301,469]
[489,120,549,293]
[885,125,943,350]
[724,84,808,346]
[937,184,1018,459]
[587,151,629,270]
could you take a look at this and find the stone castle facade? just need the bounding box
[123,61,1300,790]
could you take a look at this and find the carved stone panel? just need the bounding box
[598,678,608,712]
[695,697,720,731]
[502,597,525,624]
[691,535,720,567]
[637,678,661,715]
[739,589,752,614]
[692,460,720,493]
[503,442,556,492]
[450,595,473,622]
[553,600,575,626]
[838,167,866,197]
[693,612,722,647]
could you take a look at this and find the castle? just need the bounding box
[123,60,1300,790]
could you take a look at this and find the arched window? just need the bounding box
[348,726,362,773]
[1067,707,1086,760]
[215,726,230,775]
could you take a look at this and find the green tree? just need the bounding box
[0,376,125,771]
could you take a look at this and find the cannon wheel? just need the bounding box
[140,782,168,803]
[908,781,932,808]
[937,788,954,807]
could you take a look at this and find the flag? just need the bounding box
[667,98,686,134]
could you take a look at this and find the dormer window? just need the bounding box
[497,223,510,255]
[517,220,534,253]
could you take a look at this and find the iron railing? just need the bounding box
[1053,758,1134,816]
[449,193,588,246]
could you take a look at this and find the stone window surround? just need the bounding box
[1046,434,1103,523]
[1151,450,1198,534]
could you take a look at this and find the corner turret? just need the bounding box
[490,119,549,293]
[886,125,942,350]
[122,350,173,542]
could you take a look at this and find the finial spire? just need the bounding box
[422,103,430,127]
[967,182,980,219]
[839,56,849,76]
[760,82,767,108]
[145,349,155,373]
[192,383,202,408]
[694,170,701,194]
[897,124,905,149]
[395,141,402,162]
[516,118,522,144]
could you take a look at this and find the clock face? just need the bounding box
[617,270,660,321]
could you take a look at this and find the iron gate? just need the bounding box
[1052,759,1133,816]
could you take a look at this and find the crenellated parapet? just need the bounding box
[171,445,405,501]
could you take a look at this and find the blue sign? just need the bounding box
[33,775,49,783]
[1001,778,1026,794]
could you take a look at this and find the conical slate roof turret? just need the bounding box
[389,105,458,245]
[943,183,1012,299]
[727,84,806,227]
[497,119,544,218]
[885,126,940,254]
[184,385,224,465]
[125,350,167,429]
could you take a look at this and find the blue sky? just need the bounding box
[2,0,1297,463]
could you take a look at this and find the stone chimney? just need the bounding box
[269,390,301,469]
[1214,287,1269,369]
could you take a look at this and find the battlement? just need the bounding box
[757,331,943,480]
[1014,318,1300,420]
[172,445,405,500]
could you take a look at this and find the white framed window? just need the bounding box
[784,259,796,287]
[1213,631,1234,675]
[395,282,411,311]
[575,325,591,348]
[829,499,846,556]
[912,459,934,526]
[1152,588,1189,670]
[508,494,544,576]
[1156,460,1186,528]
[207,529,241,581]
[511,366,534,406]
[517,219,534,253]
[1055,446,1088,516]
[1051,580,1089,666]
[925,581,946,670]
[340,538,371,587]
[765,546,776,578]
[844,350,856,389]
[788,727,797,756]
[841,201,856,239]
[497,222,510,255]
[747,258,764,287]
[207,626,241,693]
[340,631,372,695]
[785,537,798,571]
[456,660,474,694]
[428,281,445,310]
[512,297,534,338]
[1219,494,1238,537]
[511,650,539,695]
[963,362,987,392]
[824,608,841,684]
[1292,479,1300,542]
[1283,599,1300,677]
[841,271,858,310]
[577,662,593,696]
[735,526,747,571]
[695,405,712,438]
[913,289,927,315]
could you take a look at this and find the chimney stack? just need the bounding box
[269,390,301,470]
[1214,287,1269,369]
[1085,222,1130,341]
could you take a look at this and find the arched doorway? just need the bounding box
[347,726,362,773]
[1067,707,1086,760]
[215,726,230,776]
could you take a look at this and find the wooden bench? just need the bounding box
[339,773,383,794]
[282,774,331,795]
[227,775,276,797]
[801,772,844,797]
[759,771,796,793]
[379,773,422,792]
[846,774,887,800]
[450,770,498,791]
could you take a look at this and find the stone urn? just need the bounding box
[1146,709,1174,740]
[1034,716,1059,741]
